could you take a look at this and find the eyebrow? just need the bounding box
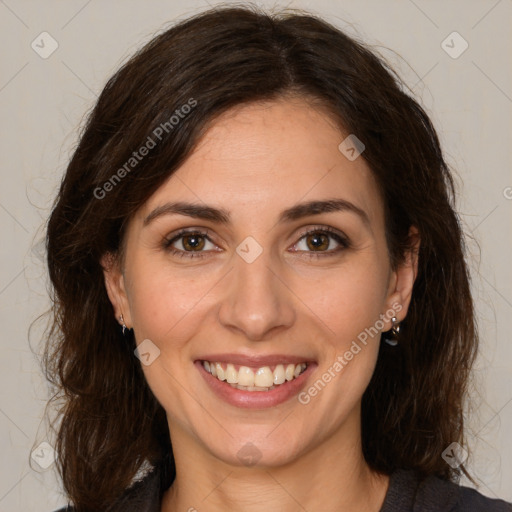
[143,198,370,228]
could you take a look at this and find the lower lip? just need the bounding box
[195,361,316,409]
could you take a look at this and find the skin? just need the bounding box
[103,96,419,512]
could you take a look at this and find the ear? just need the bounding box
[383,226,420,327]
[101,252,132,328]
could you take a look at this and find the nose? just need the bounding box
[217,248,295,341]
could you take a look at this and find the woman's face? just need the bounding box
[104,97,416,469]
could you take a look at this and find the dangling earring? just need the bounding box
[383,316,400,346]
[119,314,127,335]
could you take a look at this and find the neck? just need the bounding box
[161,414,389,512]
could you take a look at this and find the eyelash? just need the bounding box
[162,226,350,260]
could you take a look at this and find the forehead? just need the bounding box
[139,97,384,227]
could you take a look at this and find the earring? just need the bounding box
[383,316,400,346]
[119,314,127,335]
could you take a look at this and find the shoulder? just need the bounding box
[421,476,512,512]
[381,469,512,512]
[456,485,512,512]
[51,462,163,512]
[412,469,511,511]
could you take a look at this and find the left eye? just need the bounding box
[291,229,349,254]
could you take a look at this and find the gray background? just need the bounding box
[0,0,511,510]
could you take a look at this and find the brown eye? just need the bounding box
[305,232,330,251]
[163,229,216,258]
[291,227,350,258]
[181,233,206,251]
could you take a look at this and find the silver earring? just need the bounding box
[120,314,127,335]
[384,317,400,346]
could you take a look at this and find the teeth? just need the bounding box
[254,367,273,387]
[285,364,295,381]
[238,366,255,386]
[203,361,307,391]
[236,384,270,391]
[215,362,225,381]
[273,364,285,385]
[225,363,237,383]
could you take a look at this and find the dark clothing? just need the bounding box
[55,466,512,511]
[380,469,511,511]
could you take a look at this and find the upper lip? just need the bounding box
[196,353,315,367]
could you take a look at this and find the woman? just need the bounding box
[44,5,511,511]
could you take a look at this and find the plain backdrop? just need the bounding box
[0,0,511,510]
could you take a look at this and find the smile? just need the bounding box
[202,361,308,391]
[196,357,316,409]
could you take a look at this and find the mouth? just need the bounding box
[201,360,308,391]
[195,355,316,409]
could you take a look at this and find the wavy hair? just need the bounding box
[43,5,478,510]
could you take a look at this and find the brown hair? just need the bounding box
[43,4,478,510]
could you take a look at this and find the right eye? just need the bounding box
[163,229,217,259]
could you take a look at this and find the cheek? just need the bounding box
[296,258,388,403]
[125,261,215,415]
[127,266,205,421]
[300,263,389,345]
[298,275,383,422]
[127,258,214,341]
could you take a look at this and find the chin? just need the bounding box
[202,429,308,469]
